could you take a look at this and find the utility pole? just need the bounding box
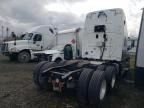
[6,27,9,40]
[1,26,4,41]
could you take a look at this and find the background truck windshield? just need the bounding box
[23,33,33,40]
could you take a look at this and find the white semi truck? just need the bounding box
[33,8,129,106]
[34,28,82,63]
[1,25,57,63]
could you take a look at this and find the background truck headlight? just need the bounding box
[10,47,17,52]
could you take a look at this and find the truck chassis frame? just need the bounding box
[33,58,129,106]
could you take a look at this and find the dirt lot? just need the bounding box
[0,55,144,108]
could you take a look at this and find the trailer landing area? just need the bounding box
[0,55,144,108]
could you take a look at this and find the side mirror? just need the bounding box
[33,38,37,44]
[33,41,36,44]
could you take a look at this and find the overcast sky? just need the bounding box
[0,0,144,37]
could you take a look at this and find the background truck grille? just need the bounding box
[1,43,8,52]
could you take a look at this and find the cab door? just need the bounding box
[31,34,43,51]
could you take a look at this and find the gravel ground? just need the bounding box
[0,54,144,108]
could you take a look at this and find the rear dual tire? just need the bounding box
[77,65,118,106]
[33,61,48,88]
[77,68,107,106]
[77,68,94,105]
[33,61,57,90]
[88,70,107,106]
[105,66,117,93]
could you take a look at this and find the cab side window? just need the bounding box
[33,34,42,41]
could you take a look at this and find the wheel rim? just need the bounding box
[19,53,30,62]
[111,74,116,88]
[99,79,106,100]
[55,59,61,63]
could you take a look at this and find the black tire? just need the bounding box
[97,64,105,71]
[33,61,49,88]
[77,68,94,105]
[105,66,117,92]
[55,58,62,63]
[33,61,57,90]
[18,51,31,63]
[39,62,57,90]
[88,70,107,106]
[112,63,120,75]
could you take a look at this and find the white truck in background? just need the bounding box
[1,25,57,63]
[34,28,83,63]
